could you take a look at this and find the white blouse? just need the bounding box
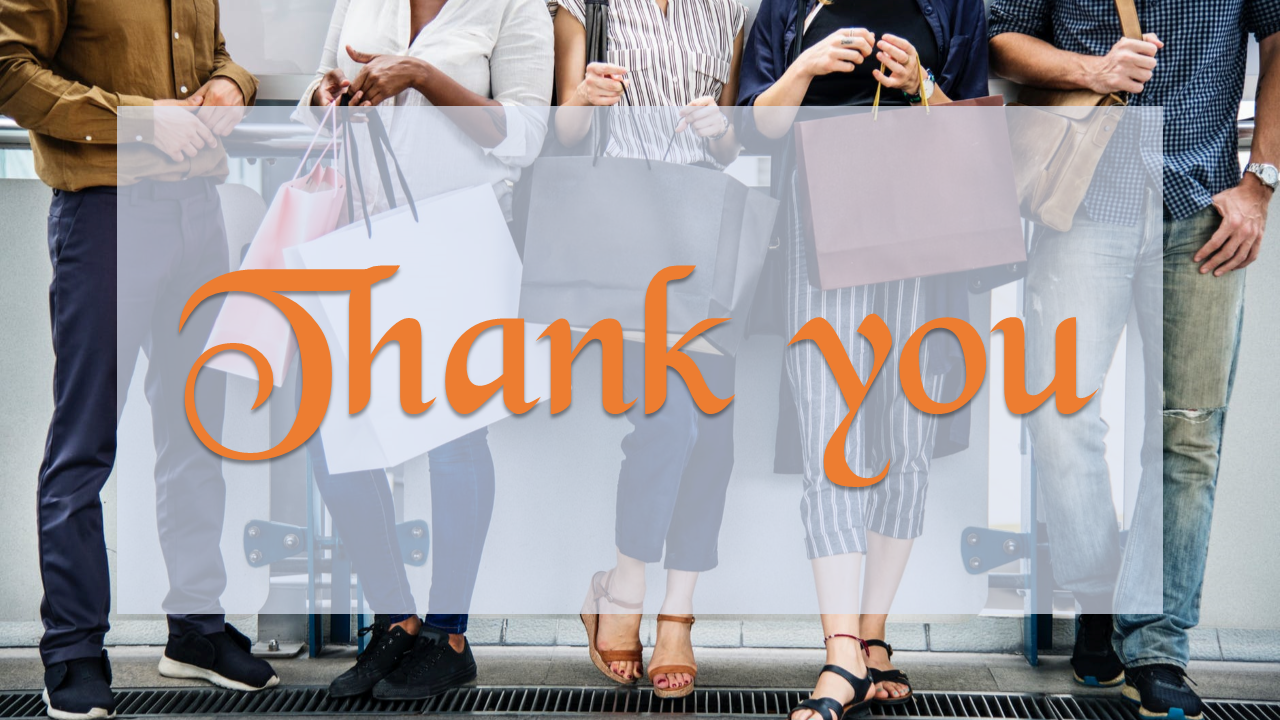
[294,0,554,216]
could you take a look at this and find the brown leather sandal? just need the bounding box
[649,614,697,699]
[580,570,644,685]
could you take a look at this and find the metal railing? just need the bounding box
[0,114,1258,155]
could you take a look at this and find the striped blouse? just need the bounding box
[557,0,747,167]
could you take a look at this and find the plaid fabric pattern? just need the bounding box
[988,0,1280,223]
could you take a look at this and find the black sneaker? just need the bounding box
[329,617,419,698]
[372,629,477,701]
[1071,614,1124,687]
[158,623,279,691]
[43,651,117,720]
[1123,665,1205,720]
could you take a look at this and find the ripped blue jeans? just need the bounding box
[1024,187,1245,668]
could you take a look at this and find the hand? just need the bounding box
[1195,176,1272,276]
[676,97,729,138]
[345,46,427,106]
[190,77,246,136]
[575,62,629,106]
[1084,34,1163,95]
[871,34,922,95]
[797,28,875,78]
[152,97,219,162]
[312,67,351,107]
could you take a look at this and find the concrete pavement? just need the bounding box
[1,646,1277,701]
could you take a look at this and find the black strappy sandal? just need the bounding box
[865,639,913,706]
[788,635,875,720]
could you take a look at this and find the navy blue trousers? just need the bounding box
[615,342,736,572]
[307,428,495,636]
[38,182,229,666]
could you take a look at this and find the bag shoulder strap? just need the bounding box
[790,0,807,64]
[1114,0,1142,41]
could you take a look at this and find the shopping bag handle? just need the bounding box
[342,114,372,237]
[365,109,418,219]
[872,49,928,121]
[582,0,653,171]
[658,104,720,166]
[593,86,654,170]
[339,105,419,238]
[584,0,611,160]
[292,99,341,182]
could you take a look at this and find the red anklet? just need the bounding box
[823,633,869,655]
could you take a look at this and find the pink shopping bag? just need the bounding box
[205,102,347,386]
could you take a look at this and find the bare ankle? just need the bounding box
[391,616,422,636]
[824,636,866,670]
[447,634,466,653]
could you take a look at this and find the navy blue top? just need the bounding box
[799,0,940,107]
[735,0,990,147]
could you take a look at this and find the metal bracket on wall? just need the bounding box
[244,520,307,567]
[397,520,430,566]
[244,519,430,569]
[248,516,428,658]
[960,526,1031,574]
[960,524,1054,665]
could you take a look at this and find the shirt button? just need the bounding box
[924,4,934,12]
[136,135,143,142]
[85,135,92,141]
[174,32,180,39]
[180,85,188,94]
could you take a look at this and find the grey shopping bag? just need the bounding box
[519,143,778,357]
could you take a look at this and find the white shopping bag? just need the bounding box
[284,185,551,474]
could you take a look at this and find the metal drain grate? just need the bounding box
[1,688,1274,719]
[1048,695,1280,720]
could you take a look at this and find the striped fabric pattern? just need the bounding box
[557,0,746,166]
[784,181,945,559]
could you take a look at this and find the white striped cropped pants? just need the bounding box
[784,190,945,559]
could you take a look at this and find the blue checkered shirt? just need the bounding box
[988,0,1280,223]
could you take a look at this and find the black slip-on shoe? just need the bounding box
[158,623,279,691]
[1122,665,1205,720]
[43,651,117,720]
[372,629,477,701]
[1071,614,1125,687]
[329,617,419,698]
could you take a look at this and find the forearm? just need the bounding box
[989,32,1100,91]
[708,123,740,165]
[751,64,813,139]
[553,87,594,147]
[412,63,506,148]
[211,58,258,106]
[1249,35,1279,175]
[0,57,151,142]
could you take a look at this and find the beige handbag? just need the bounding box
[1008,0,1143,232]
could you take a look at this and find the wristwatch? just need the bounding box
[904,69,935,104]
[708,112,731,141]
[1246,162,1279,191]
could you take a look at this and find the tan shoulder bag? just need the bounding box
[1008,0,1143,232]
